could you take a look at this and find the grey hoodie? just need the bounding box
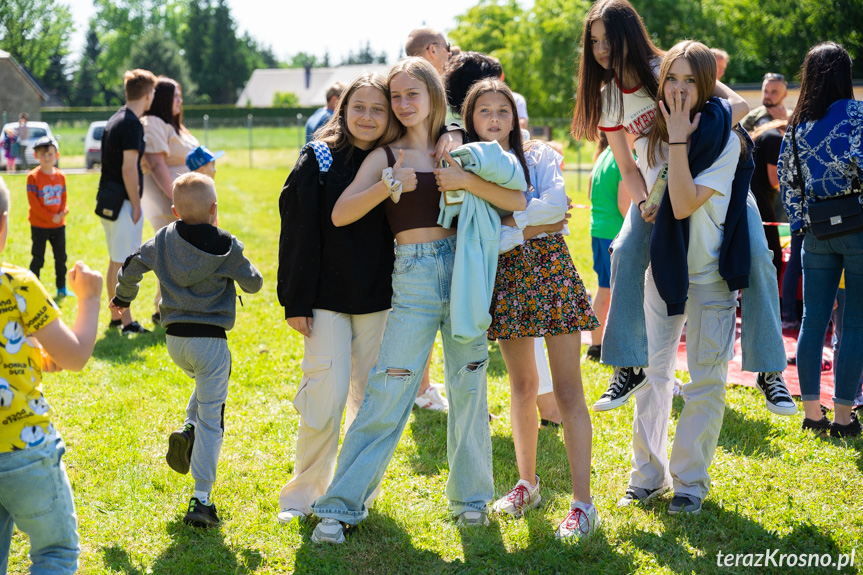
[114,221,263,330]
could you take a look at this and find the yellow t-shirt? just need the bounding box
[0,263,60,452]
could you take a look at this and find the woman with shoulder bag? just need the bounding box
[777,41,863,438]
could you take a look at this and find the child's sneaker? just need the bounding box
[122,321,150,335]
[166,423,195,474]
[555,500,599,540]
[312,518,346,544]
[415,383,448,412]
[183,497,220,528]
[55,286,74,299]
[593,367,647,411]
[492,475,541,517]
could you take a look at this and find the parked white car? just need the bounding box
[0,121,58,170]
[84,120,108,169]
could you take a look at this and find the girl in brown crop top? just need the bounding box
[311,59,526,541]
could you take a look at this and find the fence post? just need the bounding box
[247,114,253,169]
[203,114,209,147]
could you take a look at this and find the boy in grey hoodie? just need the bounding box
[110,172,263,528]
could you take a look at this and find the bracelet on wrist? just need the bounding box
[638,200,647,210]
[668,142,687,146]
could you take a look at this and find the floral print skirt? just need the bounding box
[488,234,599,340]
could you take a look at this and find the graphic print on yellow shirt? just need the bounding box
[0,263,60,452]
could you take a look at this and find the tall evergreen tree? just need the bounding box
[72,25,105,106]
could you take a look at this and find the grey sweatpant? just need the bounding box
[166,335,231,493]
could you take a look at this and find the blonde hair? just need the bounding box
[172,172,216,223]
[315,73,399,153]
[388,57,447,144]
[643,41,716,168]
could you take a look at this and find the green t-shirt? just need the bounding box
[589,147,626,240]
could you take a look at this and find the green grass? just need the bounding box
[4,166,861,575]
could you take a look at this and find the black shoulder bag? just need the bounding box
[791,125,863,239]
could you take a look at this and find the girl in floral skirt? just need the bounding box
[465,78,601,540]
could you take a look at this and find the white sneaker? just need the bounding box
[415,383,448,412]
[277,508,306,524]
[311,518,345,544]
[555,500,600,540]
[456,510,489,527]
[492,475,542,518]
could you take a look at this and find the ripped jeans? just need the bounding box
[311,235,494,524]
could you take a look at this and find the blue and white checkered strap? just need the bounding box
[302,141,333,174]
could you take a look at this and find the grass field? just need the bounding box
[3,164,861,574]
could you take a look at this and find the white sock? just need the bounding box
[194,490,210,505]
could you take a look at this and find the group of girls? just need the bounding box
[279,55,600,543]
[276,0,812,545]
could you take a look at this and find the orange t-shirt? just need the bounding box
[26,168,67,229]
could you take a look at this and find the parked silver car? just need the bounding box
[0,122,58,170]
[84,120,108,169]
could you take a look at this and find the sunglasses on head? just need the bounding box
[763,73,786,82]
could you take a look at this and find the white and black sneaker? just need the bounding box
[755,372,797,416]
[593,367,647,412]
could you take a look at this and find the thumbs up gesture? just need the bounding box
[392,149,417,193]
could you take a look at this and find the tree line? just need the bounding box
[449,0,863,118]
[0,0,277,106]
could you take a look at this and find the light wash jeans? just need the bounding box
[798,230,863,406]
[312,236,494,524]
[0,438,79,575]
[166,336,232,494]
[630,273,737,500]
[602,193,785,373]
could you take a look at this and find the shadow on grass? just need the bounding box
[624,500,851,575]
[102,519,263,574]
[487,340,507,379]
[716,408,782,458]
[406,407,448,476]
[92,324,164,363]
[670,396,780,458]
[293,513,449,575]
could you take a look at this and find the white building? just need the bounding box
[236,64,391,108]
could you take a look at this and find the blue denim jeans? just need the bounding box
[0,438,79,575]
[781,231,804,324]
[602,193,786,372]
[797,230,863,406]
[311,236,494,524]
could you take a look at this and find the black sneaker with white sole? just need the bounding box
[183,497,220,528]
[593,367,647,412]
[755,372,797,416]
